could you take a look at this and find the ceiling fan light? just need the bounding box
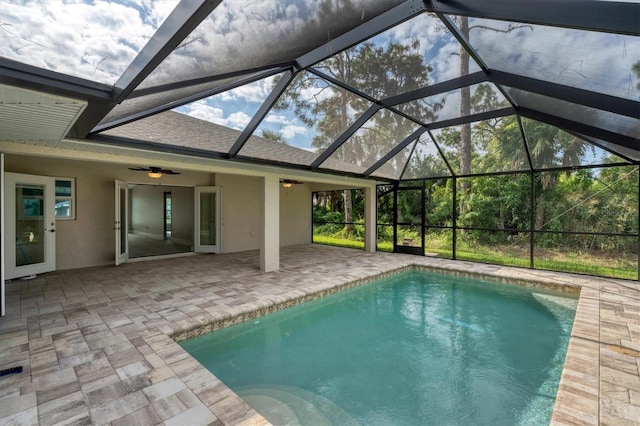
[148,171,163,179]
[282,182,292,188]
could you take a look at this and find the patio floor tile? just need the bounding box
[0,245,638,425]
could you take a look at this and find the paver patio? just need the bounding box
[0,245,638,425]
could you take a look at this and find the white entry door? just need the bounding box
[195,186,222,253]
[4,173,56,280]
[115,180,129,265]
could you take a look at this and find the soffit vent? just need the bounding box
[0,84,87,142]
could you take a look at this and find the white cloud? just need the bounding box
[0,0,179,85]
[179,100,250,130]
[226,111,252,129]
[265,114,293,125]
[389,13,442,49]
[182,101,224,124]
[280,124,307,139]
[219,76,277,103]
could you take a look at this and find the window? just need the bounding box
[55,178,75,220]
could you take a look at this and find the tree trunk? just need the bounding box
[535,192,545,231]
[344,189,353,233]
[535,174,556,230]
[459,17,472,223]
[331,191,341,212]
[338,53,354,234]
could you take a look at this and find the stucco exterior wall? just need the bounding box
[215,174,311,253]
[216,174,261,253]
[4,155,312,271]
[5,155,210,270]
[280,182,312,247]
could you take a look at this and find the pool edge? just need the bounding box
[169,261,588,425]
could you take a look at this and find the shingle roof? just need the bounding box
[101,111,377,177]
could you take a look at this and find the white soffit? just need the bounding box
[0,84,87,142]
[0,138,381,188]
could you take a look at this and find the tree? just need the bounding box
[274,38,439,233]
[260,129,287,144]
[451,18,533,219]
[522,119,590,230]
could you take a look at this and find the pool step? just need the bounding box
[237,385,357,426]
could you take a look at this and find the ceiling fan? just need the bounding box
[128,166,181,179]
[280,179,303,188]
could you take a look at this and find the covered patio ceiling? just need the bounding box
[1,0,638,181]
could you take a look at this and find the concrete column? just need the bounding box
[1,153,4,316]
[364,185,377,253]
[261,174,280,272]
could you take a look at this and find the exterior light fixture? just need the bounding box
[281,179,302,188]
[129,166,180,178]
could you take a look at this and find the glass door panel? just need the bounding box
[15,184,45,266]
[115,180,128,265]
[199,192,216,245]
[195,187,221,253]
[4,173,56,279]
[1,154,4,316]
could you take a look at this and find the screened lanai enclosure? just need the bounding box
[1,0,639,279]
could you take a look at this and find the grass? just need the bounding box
[313,234,637,280]
[535,257,637,280]
[313,235,364,250]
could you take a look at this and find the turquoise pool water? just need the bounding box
[180,270,577,425]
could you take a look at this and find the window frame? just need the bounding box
[54,177,75,220]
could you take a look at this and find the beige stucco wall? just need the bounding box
[280,182,312,246]
[4,155,312,270]
[216,174,260,253]
[215,173,311,253]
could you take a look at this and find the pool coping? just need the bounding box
[167,262,591,425]
[172,263,581,343]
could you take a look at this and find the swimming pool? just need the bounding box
[180,269,577,425]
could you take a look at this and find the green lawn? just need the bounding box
[313,235,637,280]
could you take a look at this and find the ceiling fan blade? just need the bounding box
[129,166,180,175]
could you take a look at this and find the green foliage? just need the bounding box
[457,174,530,230]
[259,129,287,144]
[376,161,639,279]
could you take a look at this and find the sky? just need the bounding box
[177,11,485,152]
[1,0,636,162]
